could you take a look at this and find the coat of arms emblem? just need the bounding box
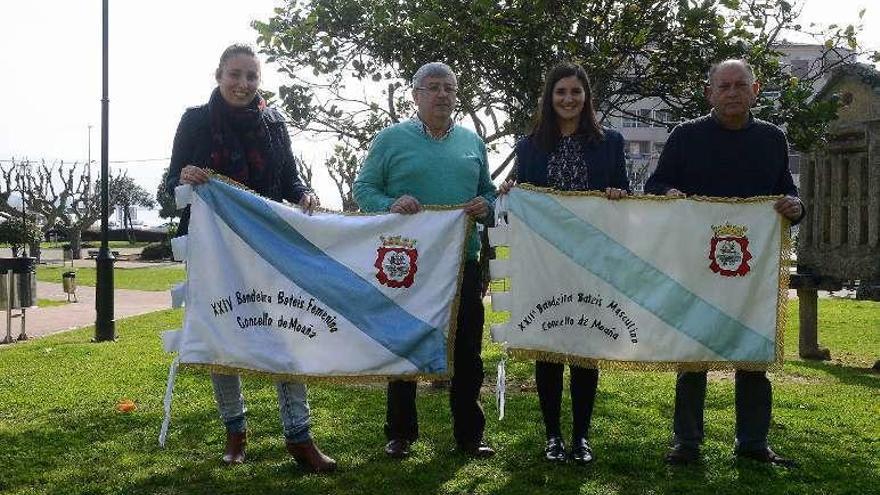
[375,235,418,288]
[709,223,752,277]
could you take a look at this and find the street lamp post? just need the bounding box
[95,0,115,341]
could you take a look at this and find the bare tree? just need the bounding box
[0,159,32,221]
[0,159,101,259]
[325,145,359,212]
[0,159,41,258]
[624,154,660,194]
[295,153,314,191]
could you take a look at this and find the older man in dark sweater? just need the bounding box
[645,59,803,468]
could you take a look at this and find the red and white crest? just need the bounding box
[709,223,752,277]
[375,235,418,288]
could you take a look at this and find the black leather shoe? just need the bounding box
[737,447,797,468]
[544,436,567,463]
[664,444,700,465]
[570,437,594,465]
[384,438,411,459]
[458,440,496,458]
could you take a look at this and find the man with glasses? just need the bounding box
[354,62,497,459]
[645,59,803,468]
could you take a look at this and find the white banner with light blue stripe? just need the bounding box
[490,187,788,369]
[168,179,469,379]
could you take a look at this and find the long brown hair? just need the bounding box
[531,62,603,152]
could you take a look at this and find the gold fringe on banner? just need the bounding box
[515,183,786,204]
[443,216,476,377]
[508,348,775,372]
[774,217,794,366]
[178,362,450,384]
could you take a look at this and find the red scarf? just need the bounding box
[207,87,273,193]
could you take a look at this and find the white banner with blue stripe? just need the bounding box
[489,187,789,370]
[164,178,470,380]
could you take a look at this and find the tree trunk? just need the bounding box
[124,208,135,244]
[28,240,40,263]
[69,230,83,259]
[342,196,358,213]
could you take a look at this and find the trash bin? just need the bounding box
[62,271,77,302]
[0,257,37,309]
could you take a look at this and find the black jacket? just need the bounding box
[644,114,803,224]
[164,104,311,233]
[514,129,630,192]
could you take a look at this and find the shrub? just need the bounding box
[0,218,42,245]
[140,242,172,260]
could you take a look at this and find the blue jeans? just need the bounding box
[672,370,771,452]
[211,372,312,443]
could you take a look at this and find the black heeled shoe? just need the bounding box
[570,437,594,465]
[544,436,567,463]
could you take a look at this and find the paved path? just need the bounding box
[1,247,180,345]
[0,281,171,345]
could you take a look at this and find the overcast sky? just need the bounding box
[0,0,877,217]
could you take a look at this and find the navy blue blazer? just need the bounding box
[514,129,630,192]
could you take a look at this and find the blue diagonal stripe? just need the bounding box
[195,180,447,373]
[509,189,774,362]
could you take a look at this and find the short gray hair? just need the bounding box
[411,62,457,88]
[706,59,756,86]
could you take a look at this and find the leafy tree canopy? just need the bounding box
[255,0,876,186]
[109,173,156,212]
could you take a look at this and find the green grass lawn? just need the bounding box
[0,299,877,495]
[36,265,186,292]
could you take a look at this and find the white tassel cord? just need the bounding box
[494,193,508,227]
[496,352,507,420]
[158,356,180,447]
[170,235,188,262]
[170,282,187,309]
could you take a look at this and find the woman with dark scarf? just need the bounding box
[500,62,630,465]
[165,43,333,473]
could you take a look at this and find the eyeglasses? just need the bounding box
[415,84,458,95]
[713,81,751,92]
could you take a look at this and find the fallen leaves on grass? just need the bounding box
[115,399,137,413]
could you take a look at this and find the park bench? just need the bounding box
[87,249,120,259]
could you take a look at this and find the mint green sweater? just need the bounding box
[353,119,497,260]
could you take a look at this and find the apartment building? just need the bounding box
[608,43,856,191]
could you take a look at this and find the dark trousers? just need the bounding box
[536,362,598,440]
[385,261,486,445]
[673,370,771,452]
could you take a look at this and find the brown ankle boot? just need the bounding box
[222,431,247,465]
[286,439,337,473]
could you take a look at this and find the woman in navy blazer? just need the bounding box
[501,62,630,465]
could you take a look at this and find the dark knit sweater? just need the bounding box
[644,114,798,199]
